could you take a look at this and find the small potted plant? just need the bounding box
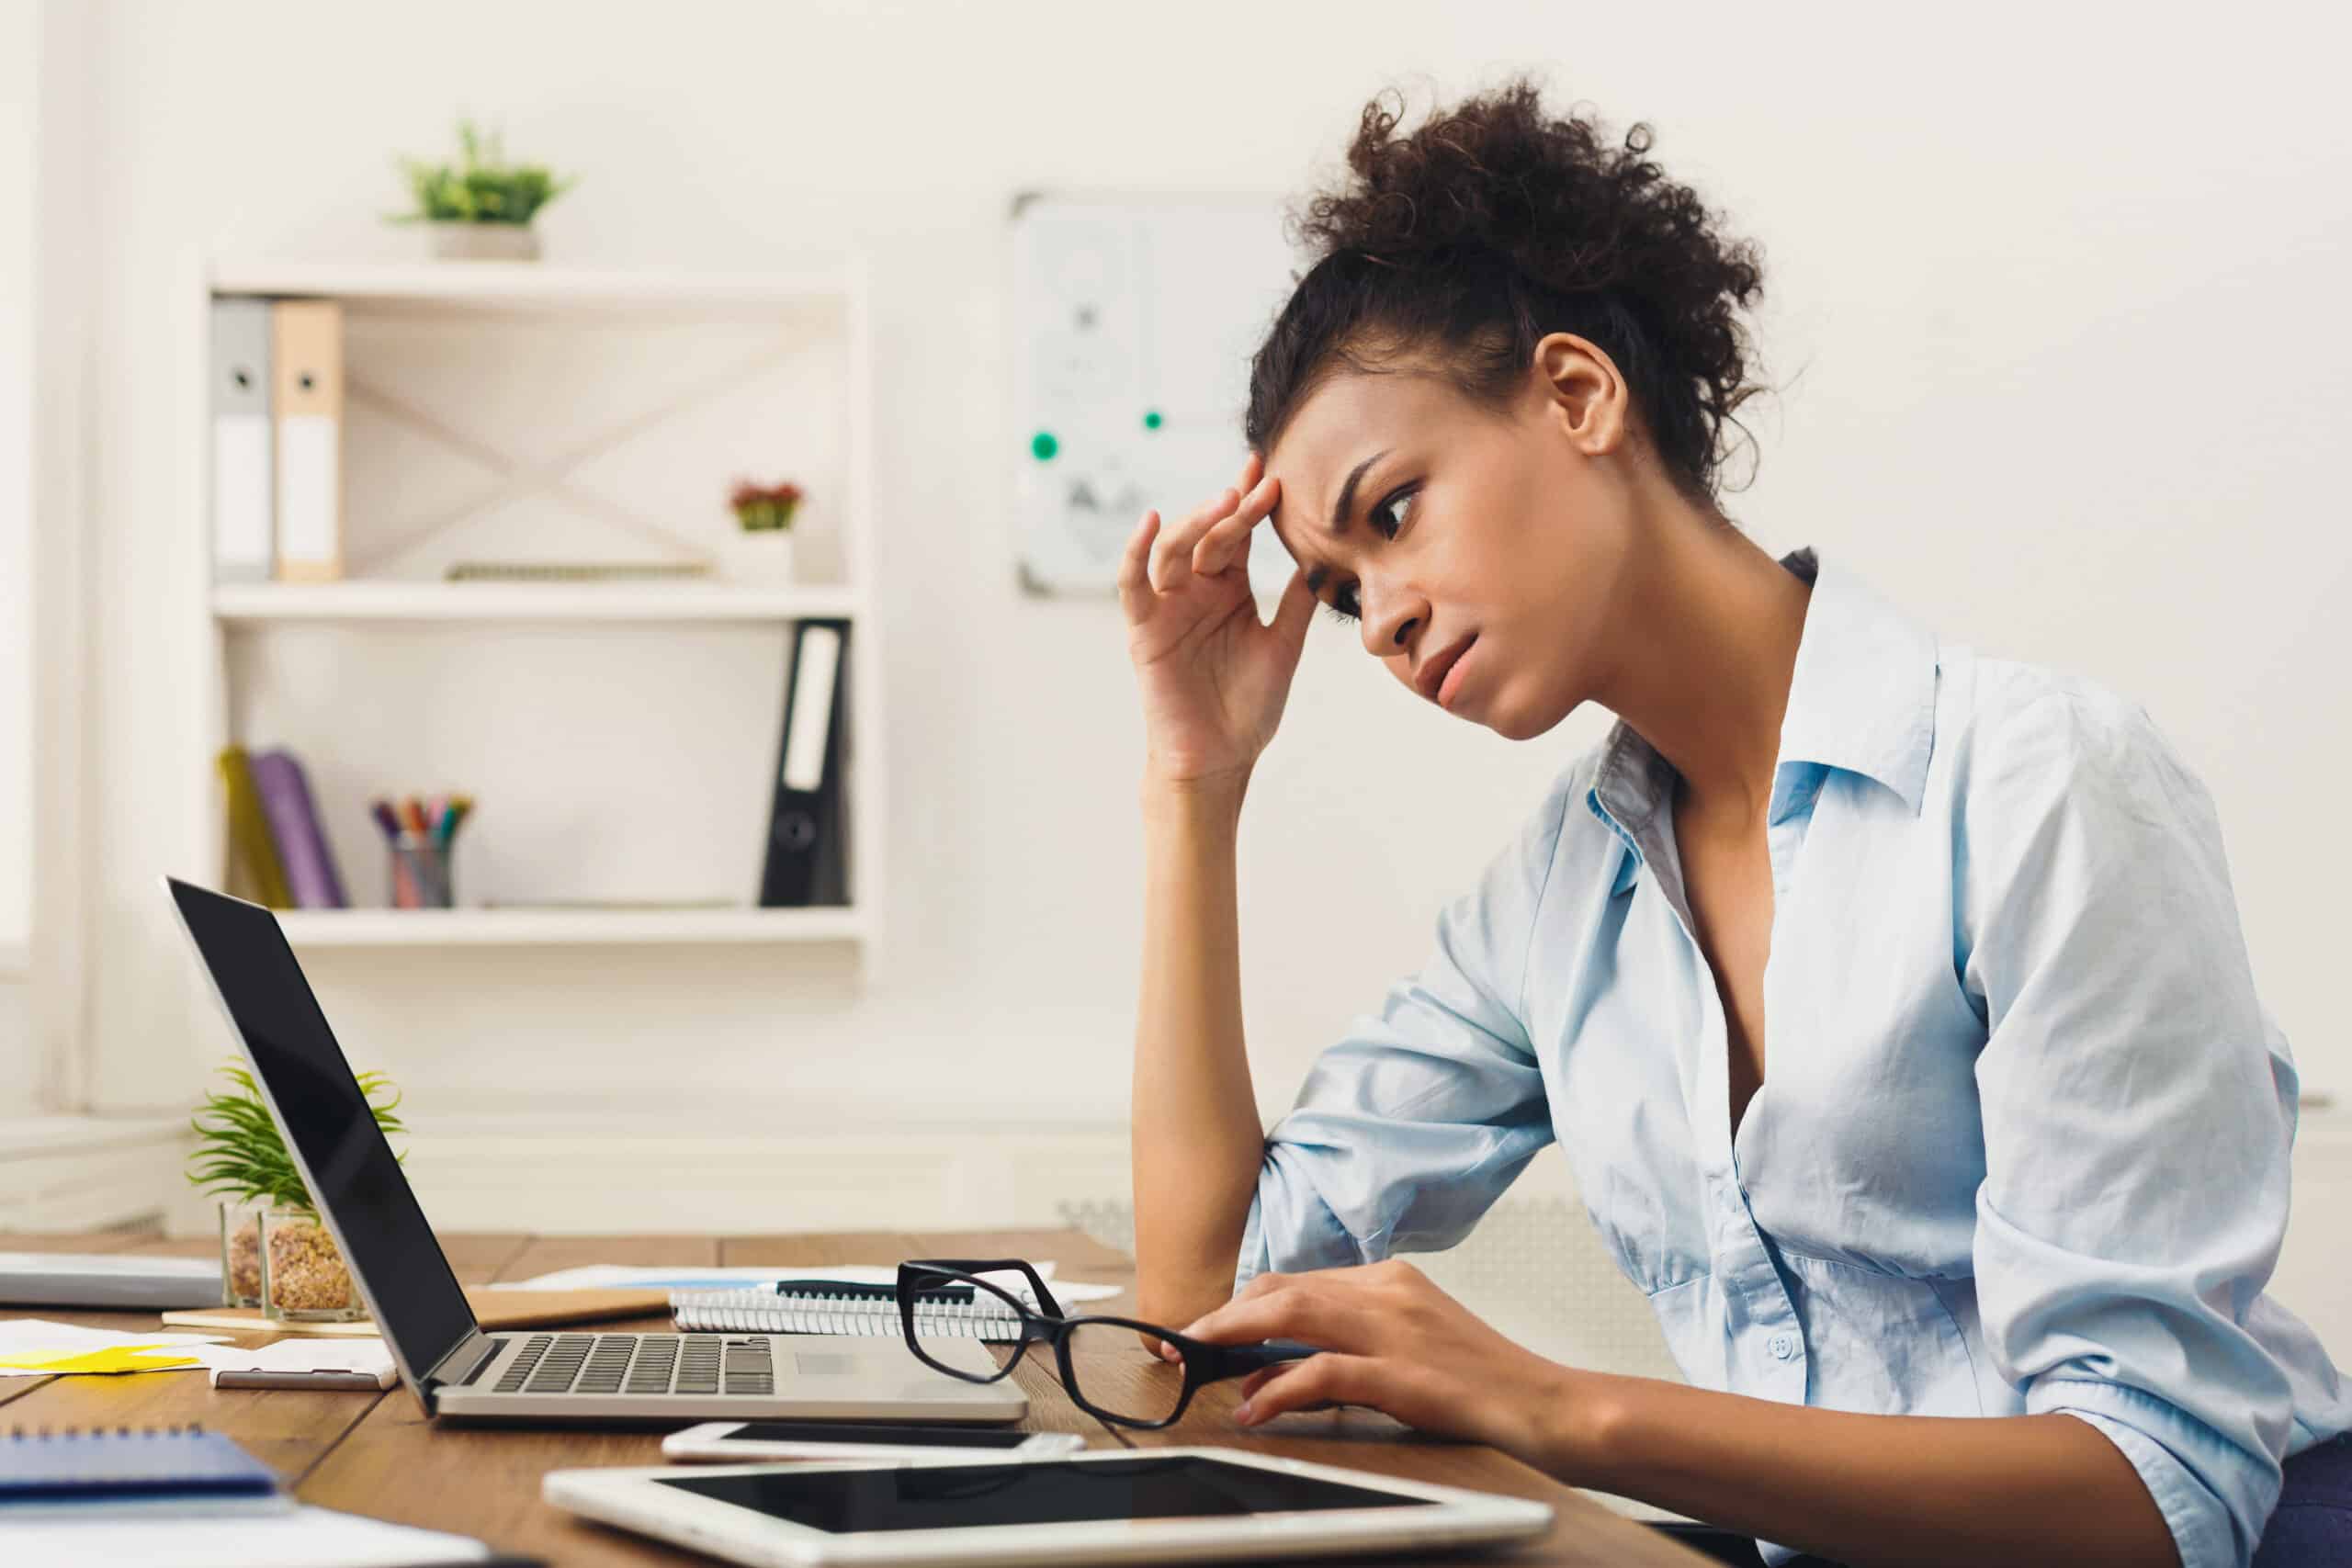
[726,478,806,583]
[187,1060,408,1321]
[388,118,575,261]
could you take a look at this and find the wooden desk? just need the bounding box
[1,1226,1704,1565]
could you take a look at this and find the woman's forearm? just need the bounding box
[1544,1371,2177,1568]
[1131,773,1267,1327]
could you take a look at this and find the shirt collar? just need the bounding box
[1770,547,1939,817]
[1589,547,1939,883]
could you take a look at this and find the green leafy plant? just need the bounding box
[187,1060,406,1212]
[390,118,575,227]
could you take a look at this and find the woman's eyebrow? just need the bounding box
[1329,449,1390,535]
[1278,448,1390,596]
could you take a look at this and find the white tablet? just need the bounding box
[544,1445,1555,1566]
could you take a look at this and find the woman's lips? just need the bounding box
[1434,636,1478,712]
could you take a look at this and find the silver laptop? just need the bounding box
[164,876,1022,1425]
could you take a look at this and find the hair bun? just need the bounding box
[1254,79,1765,497]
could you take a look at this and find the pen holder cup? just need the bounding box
[389,833,455,909]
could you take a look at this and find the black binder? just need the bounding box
[759,618,850,908]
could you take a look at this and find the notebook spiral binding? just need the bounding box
[670,1289,1028,1339]
[0,1422,283,1507]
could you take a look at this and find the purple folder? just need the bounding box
[249,749,348,909]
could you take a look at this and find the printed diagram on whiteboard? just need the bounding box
[1012,193,1301,598]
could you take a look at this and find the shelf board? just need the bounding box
[213,581,860,624]
[208,260,854,311]
[276,907,866,948]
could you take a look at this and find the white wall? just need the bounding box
[53,4,2352,1206]
[0,0,39,1105]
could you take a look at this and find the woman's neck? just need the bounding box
[1592,510,1814,826]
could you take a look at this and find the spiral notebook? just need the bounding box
[0,1425,287,1512]
[670,1278,1030,1339]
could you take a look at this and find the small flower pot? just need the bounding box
[721,526,796,585]
[260,1207,364,1322]
[218,1200,265,1308]
[424,221,540,262]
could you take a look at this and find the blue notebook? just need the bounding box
[1,1426,287,1512]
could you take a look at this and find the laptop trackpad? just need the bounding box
[793,1351,858,1379]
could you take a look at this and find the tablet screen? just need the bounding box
[653,1454,1437,1533]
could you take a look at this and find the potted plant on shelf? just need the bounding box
[187,1060,408,1321]
[388,118,576,261]
[726,478,805,583]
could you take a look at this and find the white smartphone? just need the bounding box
[662,1419,1087,1463]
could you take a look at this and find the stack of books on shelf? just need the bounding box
[214,746,346,910]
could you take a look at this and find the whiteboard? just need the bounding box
[1011,192,1302,597]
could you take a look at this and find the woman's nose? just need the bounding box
[1360,583,1422,660]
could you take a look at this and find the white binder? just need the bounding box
[209,298,274,583]
[271,299,344,581]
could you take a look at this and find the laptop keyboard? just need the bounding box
[492,1333,773,1397]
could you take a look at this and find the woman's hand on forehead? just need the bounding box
[1178,452,1281,584]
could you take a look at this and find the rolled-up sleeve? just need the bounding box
[1960,686,2301,1568]
[1238,772,1573,1291]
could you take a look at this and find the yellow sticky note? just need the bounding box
[0,1345,203,1375]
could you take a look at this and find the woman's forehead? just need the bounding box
[1265,371,1465,544]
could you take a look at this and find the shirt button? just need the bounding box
[1768,1332,1798,1361]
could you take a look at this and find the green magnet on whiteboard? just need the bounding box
[1031,431,1059,460]
[1143,410,1163,430]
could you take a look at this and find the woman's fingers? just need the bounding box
[1116,511,1161,623]
[1233,1352,1377,1426]
[1180,1277,1366,1353]
[1149,487,1238,592]
[1131,457,1280,601]
[1193,470,1281,578]
[1238,1360,1299,1400]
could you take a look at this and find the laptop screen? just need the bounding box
[167,878,476,1388]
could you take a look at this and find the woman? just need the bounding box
[1118,81,2350,1568]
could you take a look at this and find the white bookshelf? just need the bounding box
[277,907,870,949]
[212,581,865,624]
[208,261,854,312]
[183,252,884,953]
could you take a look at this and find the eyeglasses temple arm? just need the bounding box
[1189,1337,1320,1382]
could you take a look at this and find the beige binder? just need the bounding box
[271,299,344,581]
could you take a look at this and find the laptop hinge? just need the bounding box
[422,1331,502,1407]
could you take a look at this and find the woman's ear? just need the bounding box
[1532,332,1629,457]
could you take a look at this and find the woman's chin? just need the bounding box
[1481,684,1584,742]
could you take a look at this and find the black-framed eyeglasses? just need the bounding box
[895,1258,1316,1430]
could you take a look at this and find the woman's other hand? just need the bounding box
[1121,452,1317,790]
[1175,1258,1586,1468]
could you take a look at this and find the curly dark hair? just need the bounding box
[1245,80,1767,502]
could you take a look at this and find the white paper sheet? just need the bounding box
[0,1504,489,1565]
[0,1318,231,1377]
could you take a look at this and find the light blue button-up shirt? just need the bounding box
[1238,548,2350,1568]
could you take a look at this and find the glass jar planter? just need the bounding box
[218,1200,265,1307]
[260,1207,363,1322]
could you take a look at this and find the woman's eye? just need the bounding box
[1323,585,1362,624]
[1372,486,1417,539]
